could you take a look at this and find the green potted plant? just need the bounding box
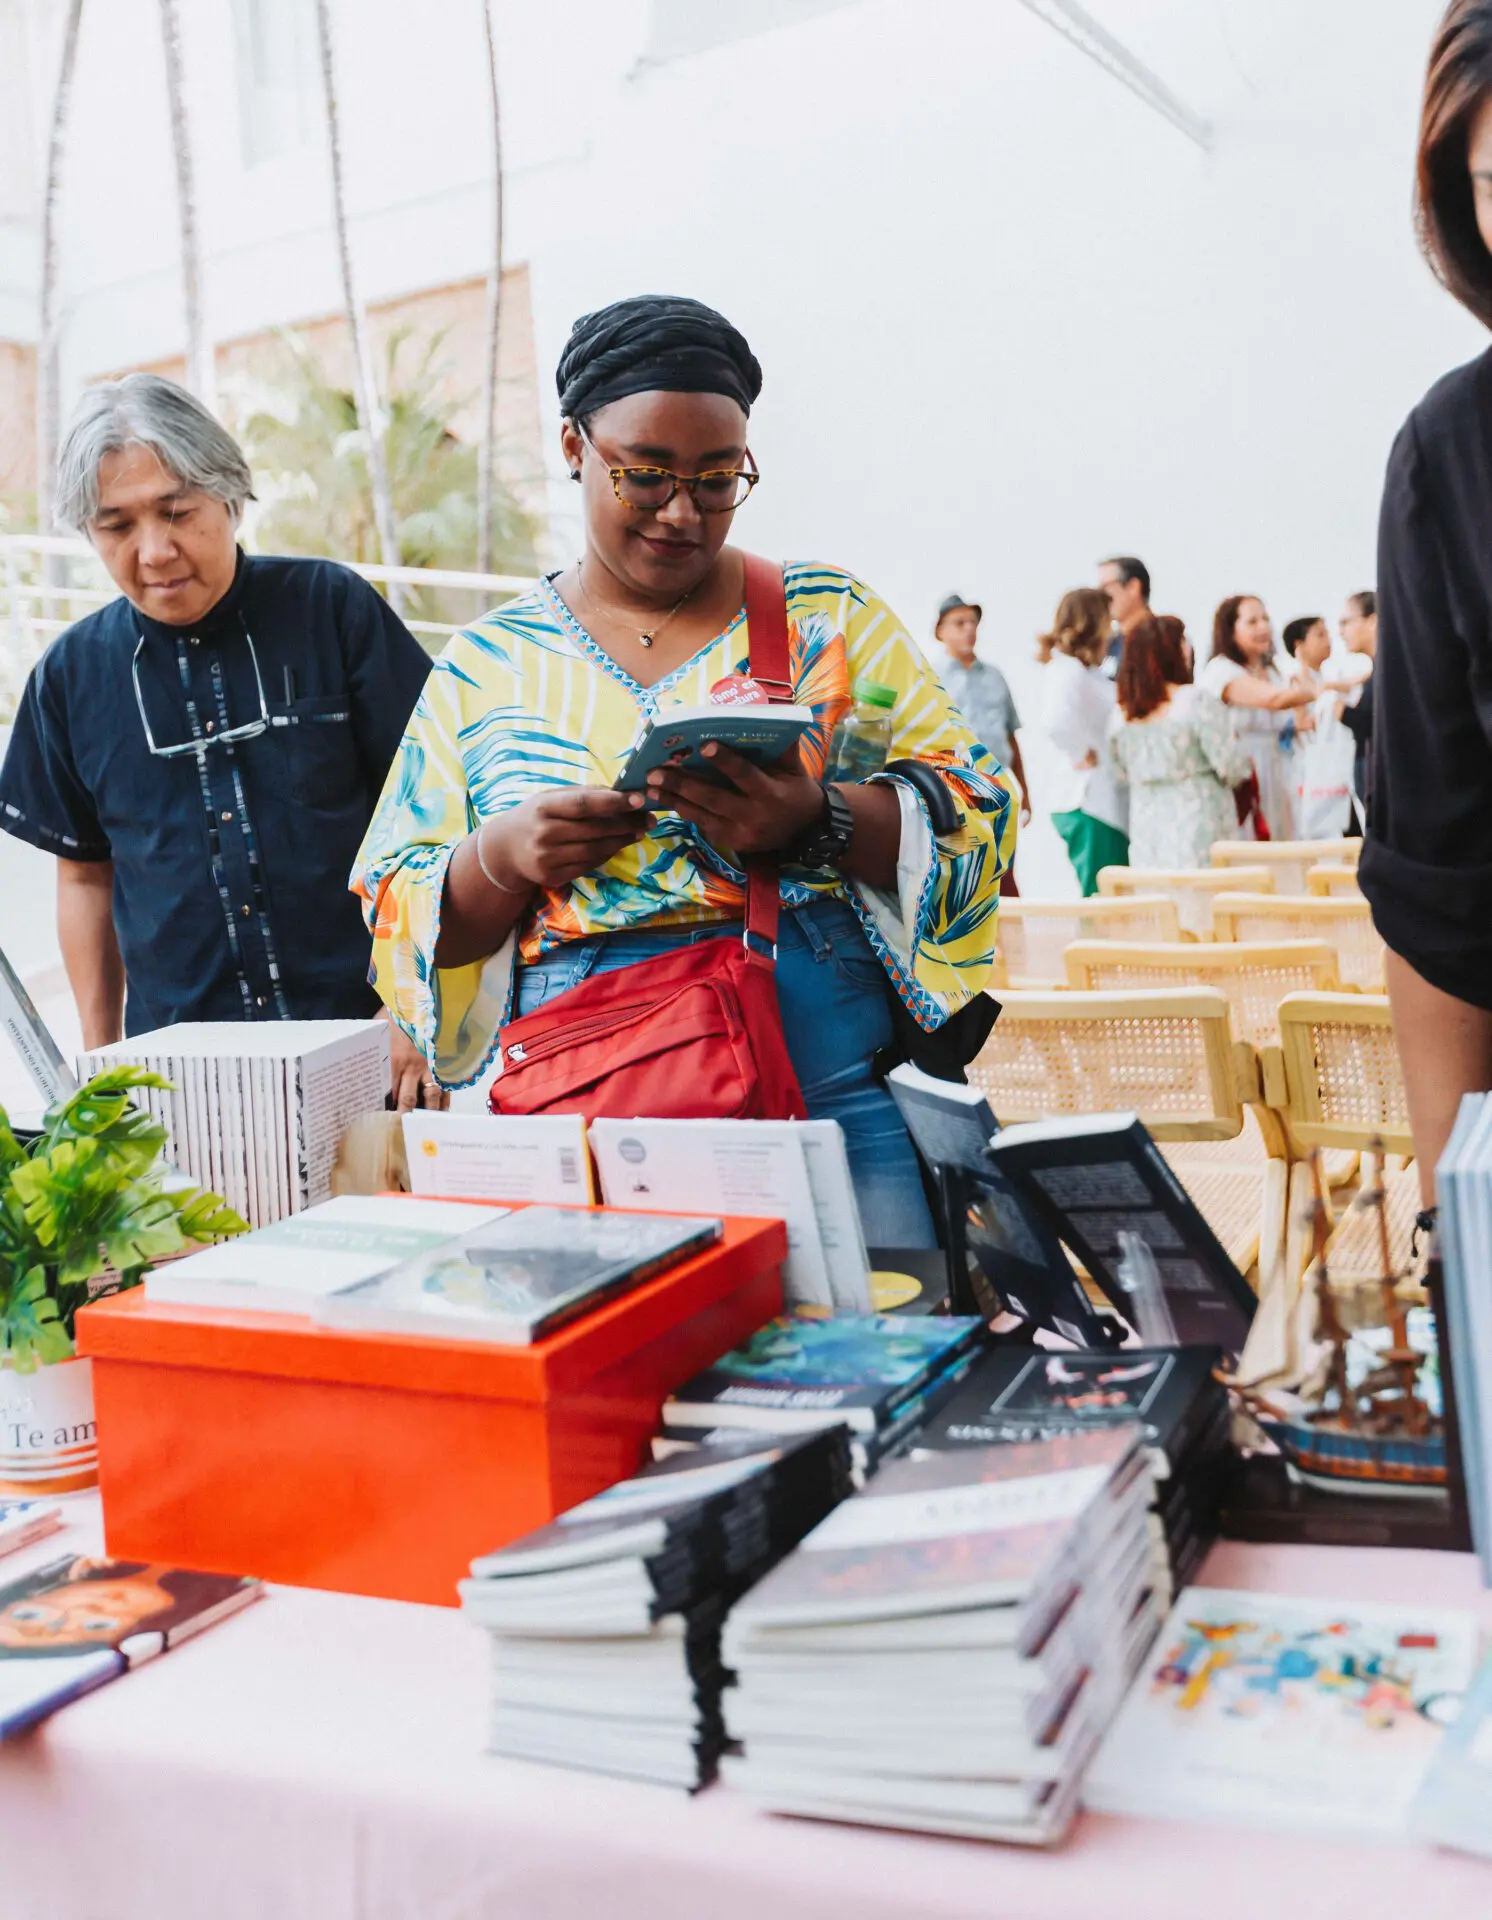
[0,1067,244,1493]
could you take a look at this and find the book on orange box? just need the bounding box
[146,1193,509,1317]
[314,1205,723,1346]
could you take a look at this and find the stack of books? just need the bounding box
[1433,1092,1492,1577]
[720,1426,1160,1844]
[79,1019,390,1227]
[460,1427,853,1788]
[654,1309,988,1481]
[1090,1587,1478,1835]
[914,1345,1230,1600]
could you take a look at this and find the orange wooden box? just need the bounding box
[76,1210,784,1606]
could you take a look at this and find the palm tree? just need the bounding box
[35,0,86,540]
[312,0,405,615]
[476,0,504,578]
[158,0,211,404]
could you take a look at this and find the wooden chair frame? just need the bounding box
[993,895,1186,989]
[1210,892,1384,991]
[1306,864,1363,898]
[1210,838,1361,894]
[970,986,1245,1141]
[1062,939,1343,1055]
[1263,991,1413,1156]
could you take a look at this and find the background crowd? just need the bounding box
[936,556,1380,896]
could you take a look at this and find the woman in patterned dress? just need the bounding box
[1108,617,1251,870]
[352,296,1015,1246]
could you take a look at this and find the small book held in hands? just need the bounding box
[0,1553,262,1740]
[614,703,815,791]
[315,1206,723,1345]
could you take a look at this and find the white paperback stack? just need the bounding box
[79,1019,389,1227]
[588,1116,871,1310]
[721,1425,1162,1845]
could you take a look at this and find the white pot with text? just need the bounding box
[0,1356,99,1494]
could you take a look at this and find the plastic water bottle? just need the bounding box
[826,679,896,782]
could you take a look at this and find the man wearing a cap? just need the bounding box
[935,593,1028,894]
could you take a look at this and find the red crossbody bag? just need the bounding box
[487,555,808,1125]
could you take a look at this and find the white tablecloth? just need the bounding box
[2,1496,1491,1920]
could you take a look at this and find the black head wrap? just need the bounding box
[556,295,762,423]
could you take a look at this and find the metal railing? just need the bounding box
[0,533,535,716]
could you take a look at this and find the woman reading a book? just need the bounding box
[352,295,1014,1246]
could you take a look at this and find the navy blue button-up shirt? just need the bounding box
[0,550,430,1034]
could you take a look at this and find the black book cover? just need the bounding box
[917,1345,1224,1479]
[885,1064,1114,1346]
[984,1116,1256,1352]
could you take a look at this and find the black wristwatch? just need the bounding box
[787,782,855,868]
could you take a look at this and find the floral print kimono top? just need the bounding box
[352,563,1015,1087]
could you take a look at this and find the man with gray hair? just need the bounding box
[0,373,440,1107]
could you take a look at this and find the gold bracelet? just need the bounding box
[474,820,529,895]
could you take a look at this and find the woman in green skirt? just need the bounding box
[1037,587,1130,894]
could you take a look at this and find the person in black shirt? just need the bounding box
[1360,0,1492,1197]
[0,374,440,1109]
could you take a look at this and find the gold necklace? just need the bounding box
[577,559,698,650]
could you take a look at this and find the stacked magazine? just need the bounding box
[654,1310,988,1481]
[720,1426,1161,1844]
[79,1019,390,1227]
[914,1345,1230,1601]
[460,1427,853,1788]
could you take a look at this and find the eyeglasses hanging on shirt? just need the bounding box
[131,621,278,759]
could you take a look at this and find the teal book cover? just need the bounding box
[669,1310,986,1420]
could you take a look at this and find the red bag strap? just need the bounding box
[739,553,792,958]
[741,553,793,703]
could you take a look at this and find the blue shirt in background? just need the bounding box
[0,550,431,1034]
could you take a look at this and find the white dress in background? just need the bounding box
[1040,651,1129,833]
[1197,655,1296,841]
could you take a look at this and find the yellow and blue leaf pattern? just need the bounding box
[352,564,1015,1085]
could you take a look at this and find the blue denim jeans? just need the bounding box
[514,898,938,1249]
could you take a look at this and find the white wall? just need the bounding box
[8,0,1485,894]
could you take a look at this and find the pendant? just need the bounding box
[638,632,654,649]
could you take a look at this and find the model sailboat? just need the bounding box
[1236,1148,1445,1492]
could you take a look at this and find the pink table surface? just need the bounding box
[2,1497,1490,1920]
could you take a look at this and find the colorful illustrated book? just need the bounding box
[317,1206,722,1345]
[1086,1587,1477,1832]
[0,1553,262,1740]
[662,1309,987,1435]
